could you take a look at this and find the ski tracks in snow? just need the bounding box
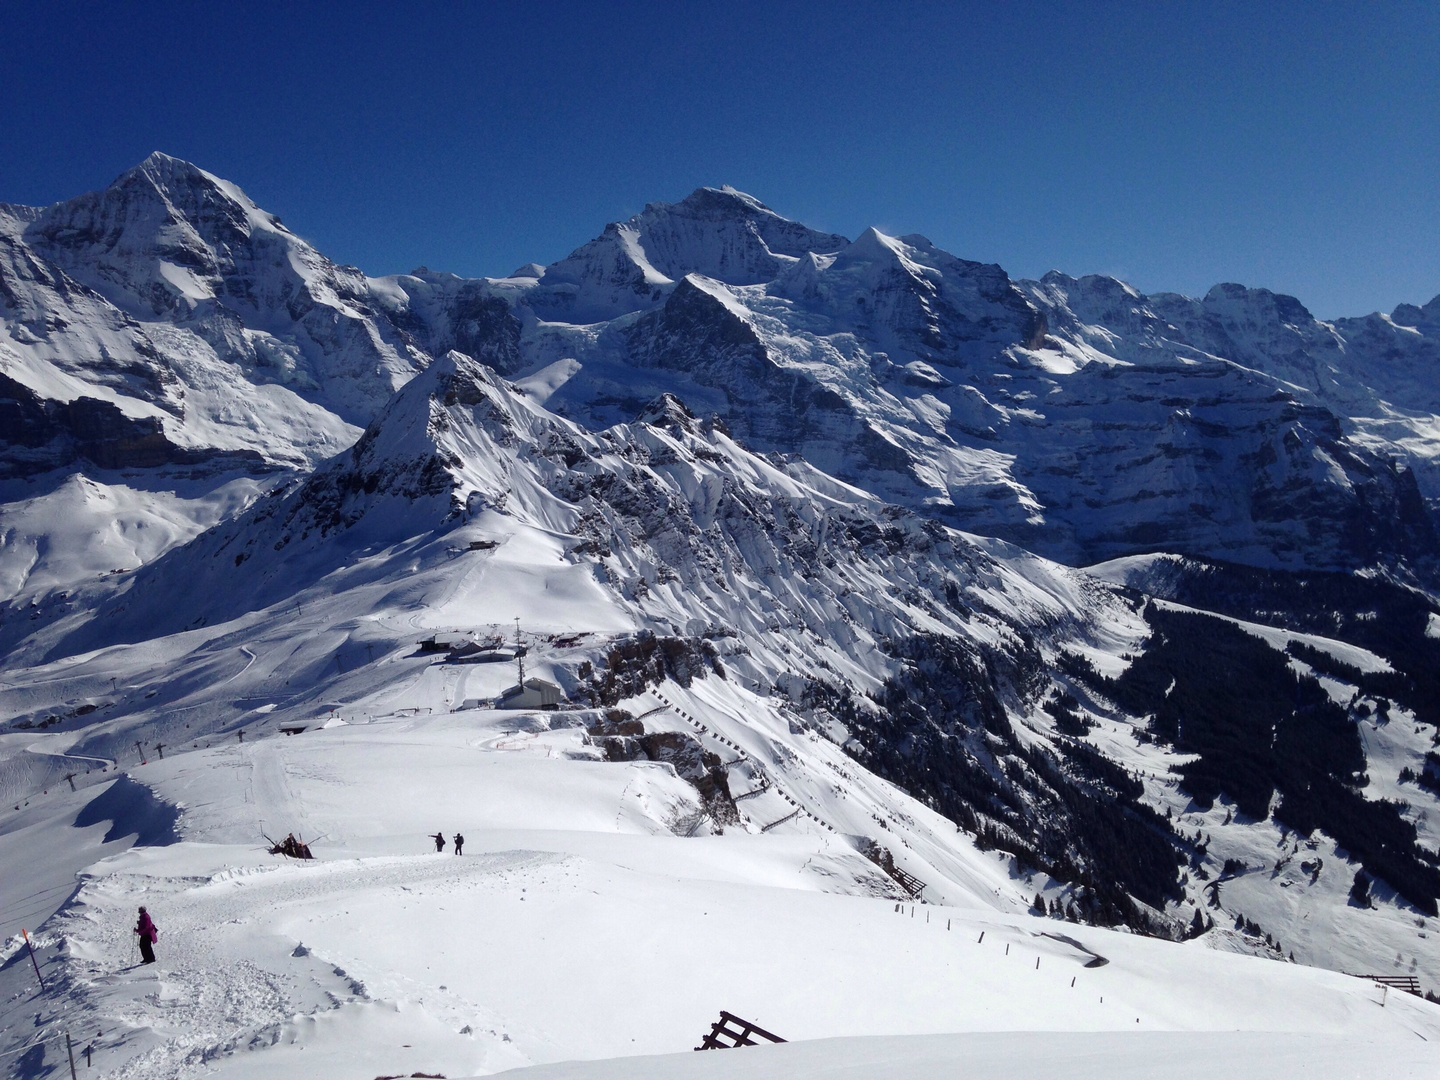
[31,849,559,1078]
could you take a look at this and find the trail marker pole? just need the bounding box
[135,742,145,764]
[84,1043,93,1067]
[65,1032,77,1080]
[154,744,164,760]
[22,929,44,991]
[64,773,76,792]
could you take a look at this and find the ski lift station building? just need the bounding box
[499,677,564,710]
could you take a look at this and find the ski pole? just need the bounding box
[22,929,45,991]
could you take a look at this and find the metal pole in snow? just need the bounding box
[22,929,44,991]
[135,742,145,764]
[65,1032,78,1080]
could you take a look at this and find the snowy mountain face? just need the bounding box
[0,154,437,600]
[354,187,1440,580]
[1,155,426,476]
[5,162,1437,594]
[5,159,1440,1076]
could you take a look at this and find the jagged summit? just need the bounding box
[0,152,423,479]
[530,185,851,319]
[634,391,702,434]
[1392,293,1440,328]
[35,152,284,264]
[119,150,244,201]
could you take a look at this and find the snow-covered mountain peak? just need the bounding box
[1200,281,1322,333]
[529,186,851,321]
[633,391,703,435]
[1392,293,1440,330]
[28,152,286,291]
[0,152,429,491]
[642,185,849,262]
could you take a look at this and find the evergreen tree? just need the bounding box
[1350,870,1373,908]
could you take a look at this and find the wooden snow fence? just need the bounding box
[888,862,927,899]
[650,689,839,835]
[1353,974,1423,997]
[695,1011,787,1051]
[760,808,801,832]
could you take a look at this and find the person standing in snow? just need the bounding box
[134,906,158,965]
[432,831,446,852]
[453,832,464,855]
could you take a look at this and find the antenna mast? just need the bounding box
[515,619,525,686]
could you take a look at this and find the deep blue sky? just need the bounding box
[4,2,1436,318]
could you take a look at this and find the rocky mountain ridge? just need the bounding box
[5,158,1439,587]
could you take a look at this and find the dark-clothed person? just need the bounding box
[134,906,157,965]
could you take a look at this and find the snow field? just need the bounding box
[491,1030,1440,1080]
[3,705,1439,1079]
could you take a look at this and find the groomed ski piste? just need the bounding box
[3,687,1440,1079]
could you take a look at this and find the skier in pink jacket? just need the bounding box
[134,906,158,965]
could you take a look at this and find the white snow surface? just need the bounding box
[0,469,269,603]
[3,708,1438,1079]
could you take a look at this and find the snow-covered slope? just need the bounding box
[5,709,1438,1079]
[0,154,436,598]
[0,468,267,603]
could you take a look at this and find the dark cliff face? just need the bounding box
[0,374,265,477]
[388,282,525,377]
